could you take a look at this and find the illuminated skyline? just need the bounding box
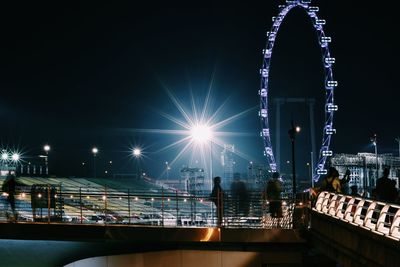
[0,3,399,178]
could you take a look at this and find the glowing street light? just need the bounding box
[11,153,20,161]
[133,148,141,157]
[92,147,98,178]
[133,147,142,178]
[190,124,214,190]
[44,145,50,153]
[190,124,212,143]
[288,120,301,196]
[370,134,378,189]
[1,152,8,160]
[43,144,50,175]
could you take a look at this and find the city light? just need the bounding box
[133,148,141,157]
[190,124,212,143]
[1,152,8,160]
[44,145,50,152]
[92,147,98,155]
[131,87,256,180]
[11,153,20,161]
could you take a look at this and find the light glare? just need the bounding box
[133,148,141,157]
[1,153,8,160]
[190,124,212,143]
[12,153,20,161]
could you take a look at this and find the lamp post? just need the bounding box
[396,137,400,158]
[306,162,312,187]
[133,148,141,178]
[92,147,98,178]
[371,135,378,175]
[288,120,301,197]
[370,134,378,188]
[165,161,170,180]
[43,145,50,176]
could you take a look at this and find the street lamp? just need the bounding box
[11,153,20,161]
[133,147,141,178]
[306,162,312,187]
[133,148,141,158]
[1,151,8,161]
[43,144,50,176]
[370,134,378,188]
[190,124,213,190]
[288,120,301,197]
[92,147,98,178]
[165,161,170,180]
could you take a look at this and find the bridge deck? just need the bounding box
[0,223,306,267]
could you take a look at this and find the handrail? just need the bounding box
[0,185,308,229]
[312,191,400,241]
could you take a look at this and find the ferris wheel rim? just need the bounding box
[259,0,337,182]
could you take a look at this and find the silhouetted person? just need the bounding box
[265,172,283,226]
[230,177,249,216]
[350,185,361,197]
[375,168,397,202]
[210,176,224,226]
[340,169,351,194]
[321,167,342,193]
[2,173,20,221]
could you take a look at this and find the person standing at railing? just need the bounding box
[210,176,224,227]
[230,176,249,217]
[340,169,351,194]
[1,172,22,222]
[350,185,361,197]
[320,167,342,193]
[375,168,397,203]
[265,172,283,226]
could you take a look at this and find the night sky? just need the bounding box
[0,2,399,179]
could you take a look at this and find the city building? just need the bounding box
[180,167,205,195]
[220,144,235,185]
[330,153,400,194]
[246,162,270,190]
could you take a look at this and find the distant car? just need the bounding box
[87,215,105,224]
[121,214,143,224]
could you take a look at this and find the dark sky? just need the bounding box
[0,2,399,179]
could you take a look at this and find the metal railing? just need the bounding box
[313,191,400,241]
[0,184,306,229]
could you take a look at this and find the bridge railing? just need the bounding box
[313,191,400,241]
[0,184,308,229]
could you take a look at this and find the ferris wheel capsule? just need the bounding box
[308,6,319,12]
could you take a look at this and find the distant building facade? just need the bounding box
[221,144,235,185]
[246,162,272,190]
[330,153,400,194]
[180,167,205,195]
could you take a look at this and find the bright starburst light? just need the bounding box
[190,124,212,143]
[133,148,142,157]
[133,80,257,182]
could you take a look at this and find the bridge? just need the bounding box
[0,177,399,267]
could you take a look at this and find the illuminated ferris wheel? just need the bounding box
[259,0,337,182]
